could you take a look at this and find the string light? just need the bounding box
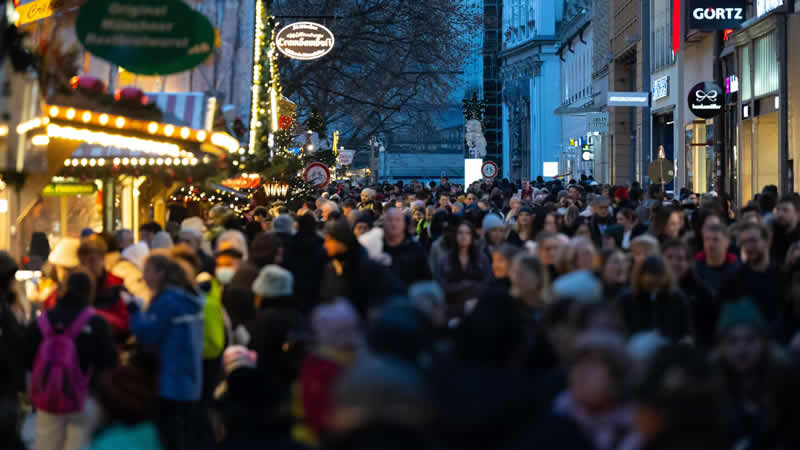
[16,118,43,135]
[164,125,175,137]
[0,125,7,137]
[211,132,240,153]
[47,124,182,157]
[82,112,92,123]
[49,106,59,117]
[115,117,126,128]
[196,130,207,142]
[99,114,109,125]
[31,135,49,146]
[66,109,76,120]
[180,127,190,139]
[147,122,159,134]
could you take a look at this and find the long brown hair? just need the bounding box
[144,251,196,296]
[631,255,676,296]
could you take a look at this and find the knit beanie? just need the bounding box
[48,238,81,268]
[716,298,766,337]
[312,300,361,349]
[251,264,294,298]
[481,213,504,236]
[552,270,603,304]
[150,231,173,249]
[273,215,294,234]
[121,241,149,270]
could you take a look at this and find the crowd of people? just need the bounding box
[2,174,800,450]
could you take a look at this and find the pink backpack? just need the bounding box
[29,307,95,414]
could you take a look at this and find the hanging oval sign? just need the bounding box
[275,22,335,61]
[75,0,215,75]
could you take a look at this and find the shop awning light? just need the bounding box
[16,118,44,135]
[32,135,50,146]
[211,132,240,153]
[0,125,8,137]
[47,124,182,157]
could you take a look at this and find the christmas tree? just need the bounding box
[236,0,335,209]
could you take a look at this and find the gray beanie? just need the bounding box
[552,270,603,303]
[252,264,294,298]
[273,215,294,234]
[481,213,504,237]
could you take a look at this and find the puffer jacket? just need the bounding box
[129,286,204,401]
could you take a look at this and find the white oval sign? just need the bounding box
[275,21,335,61]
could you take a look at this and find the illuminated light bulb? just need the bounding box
[113,158,121,165]
[180,127,190,139]
[148,158,155,165]
[190,158,198,165]
[130,158,138,166]
[31,135,49,146]
[115,117,125,128]
[156,158,164,166]
[89,159,97,167]
[82,112,92,123]
[196,130,207,141]
[64,159,71,166]
[233,160,239,166]
[181,158,188,166]
[66,109,76,120]
[72,159,79,166]
[98,159,105,166]
[165,158,172,165]
[99,114,109,125]
[122,158,130,165]
[49,106,59,117]
[139,158,146,165]
[147,122,158,134]
[164,125,175,137]
[80,158,88,166]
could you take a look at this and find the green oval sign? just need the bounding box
[76,0,215,75]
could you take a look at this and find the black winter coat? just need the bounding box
[284,231,328,312]
[320,246,405,316]
[619,289,691,341]
[680,273,717,349]
[384,238,432,287]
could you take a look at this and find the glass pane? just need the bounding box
[742,46,752,102]
[755,113,780,191]
[742,120,753,202]
[754,33,778,97]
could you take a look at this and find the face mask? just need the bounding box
[215,267,236,285]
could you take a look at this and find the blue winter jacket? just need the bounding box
[129,286,204,401]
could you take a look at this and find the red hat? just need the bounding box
[614,186,629,201]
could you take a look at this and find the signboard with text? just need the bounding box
[688,81,724,119]
[689,0,746,30]
[14,0,86,26]
[76,0,215,75]
[337,149,355,166]
[608,92,650,107]
[652,76,669,101]
[275,22,335,61]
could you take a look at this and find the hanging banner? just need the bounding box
[75,0,215,75]
[14,0,86,26]
[275,22,335,61]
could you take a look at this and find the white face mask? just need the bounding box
[215,267,236,285]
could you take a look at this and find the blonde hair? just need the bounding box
[555,237,598,275]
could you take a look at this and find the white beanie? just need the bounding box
[252,264,294,298]
[181,217,206,235]
[121,241,149,270]
[48,238,80,268]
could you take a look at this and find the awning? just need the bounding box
[553,103,607,115]
[147,92,210,129]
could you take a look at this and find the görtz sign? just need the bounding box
[689,0,746,30]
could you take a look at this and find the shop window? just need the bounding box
[741,120,753,201]
[754,33,778,98]
[741,46,752,102]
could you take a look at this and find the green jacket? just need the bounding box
[203,279,226,359]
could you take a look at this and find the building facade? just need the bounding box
[500,0,563,182]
